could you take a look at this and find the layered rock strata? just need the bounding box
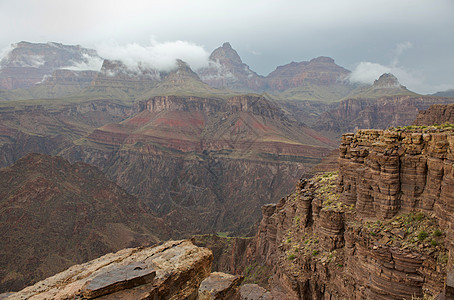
[413,103,454,126]
[315,95,454,135]
[244,127,454,299]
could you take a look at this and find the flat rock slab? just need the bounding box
[81,262,156,298]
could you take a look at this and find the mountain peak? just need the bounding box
[309,56,335,64]
[209,42,242,65]
[222,42,233,49]
[373,73,402,88]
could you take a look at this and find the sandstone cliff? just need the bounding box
[243,127,454,299]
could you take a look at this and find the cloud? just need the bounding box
[0,44,45,68]
[96,40,209,72]
[392,41,413,66]
[349,61,424,90]
[64,54,103,71]
[349,62,392,84]
[0,44,14,63]
[349,41,426,91]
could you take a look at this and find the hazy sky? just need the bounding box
[0,0,453,94]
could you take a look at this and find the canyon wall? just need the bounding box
[413,103,454,126]
[245,127,454,299]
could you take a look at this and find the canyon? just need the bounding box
[7,121,454,299]
[1,41,454,298]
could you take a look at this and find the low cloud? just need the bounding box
[96,40,209,72]
[65,54,103,71]
[348,41,428,92]
[0,44,14,64]
[349,61,424,91]
[349,62,392,84]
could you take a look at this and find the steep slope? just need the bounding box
[61,94,335,237]
[197,42,265,91]
[0,153,170,293]
[0,41,100,90]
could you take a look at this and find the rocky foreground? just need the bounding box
[4,240,272,300]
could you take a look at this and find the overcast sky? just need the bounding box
[0,0,453,94]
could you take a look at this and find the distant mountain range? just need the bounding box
[2,41,444,102]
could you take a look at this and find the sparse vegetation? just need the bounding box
[417,231,429,241]
[362,212,446,254]
[288,253,297,260]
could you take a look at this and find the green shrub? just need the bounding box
[414,212,424,221]
[288,253,296,260]
[430,239,438,246]
[312,250,319,256]
[433,229,443,237]
[418,231,429,241]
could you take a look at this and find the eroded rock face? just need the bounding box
[413,103,454,126]
[245,128,454,299]
[338,129,454,230]
[7,240,213,300]
[315,95,454,135]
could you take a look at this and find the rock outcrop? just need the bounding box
[244,127,454,299]
[6,240,213,300]
[198,272,244,300]
[413,103,454,126]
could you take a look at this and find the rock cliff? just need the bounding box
[315,95,454,135]
[413,103,454,126]
[244,127,454,299]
